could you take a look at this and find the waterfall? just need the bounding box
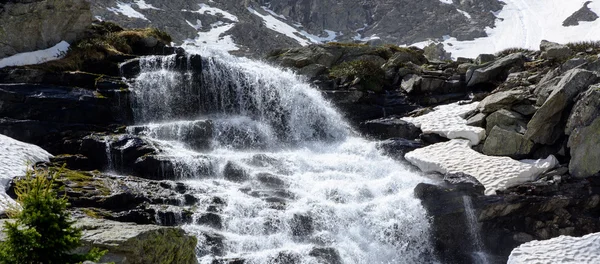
[462,195,489,264]
[125,49,435,263]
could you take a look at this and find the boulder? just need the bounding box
[466,53,526,87]
[400,74,422,94]
[423,43,451,61]
[483,126,535,158]
[485,109,527,134]
[376,138,424,160]
[540,40,573,60]
[382,49,428,68]
[525,69,598,144]
[360,117,421,140]
[466,113,487,127]
[475,54,496,65]
[0,0,92,58]
[568,117,600,178]
[565,84,600,135]
[477,90,529,113]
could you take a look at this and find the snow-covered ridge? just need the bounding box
[414,0,600,58]
[508,232,600,264]
[0,41,69,69]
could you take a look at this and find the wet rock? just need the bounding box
[360,117,421,140]
[420,132,450,144]
[309,247,342,264]
[197,212,223,229]
[197,231,225,257]
[256,173,286,188]
[290,213,313,237]
[376,138,424,160]
[223,162,248,182]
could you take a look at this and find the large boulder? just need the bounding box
[477,90,529,113]
[525,69,598,144]
[0,0,92,58]
[485,109,527,134]
[466,53,526,87]
[565,84,600,135]
[568,117,600,178]
[483,126,534,158]
[360,117,421,140]
[540,40,573,61]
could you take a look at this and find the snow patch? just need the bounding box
[186,3,238,22]
[0,134,52,209]
[261,6,286,20]
[134,0,160,10]
[0,41,70,69]
[108,1,148,20]
[412,0,600,58]
[401,102,486,145]
[405,139,558,195]
[186,19,203,30]
[183,23,238,52]
[508,232,600,264]
[457,9,472,19]
[300,29,340,43]
[247,7,311,46]
[439,0,453,4]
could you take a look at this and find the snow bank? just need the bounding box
[412,0,600,58]
[405,139,558,195]
[0,41,69,69]
[0,134,52,209]
[182,4,240,51]
[108,1,148,20]
[508,232,600,264]
[401,102,486,145]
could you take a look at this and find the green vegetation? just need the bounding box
[329,59,385,92]
[31,22,172,72]
[0,168,106,264]
[495,47,535,57]
[51,167,111,196]
[566,41,600,53]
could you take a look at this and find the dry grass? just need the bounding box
[495,47,535,57]
[566,41,600,53]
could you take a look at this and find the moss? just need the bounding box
[81,208,103,219]
[125,228,197,264]
[329,59,385,92]
[47,167,112,196]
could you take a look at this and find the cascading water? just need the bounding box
[462,195,489,264]
[126,49,436,263]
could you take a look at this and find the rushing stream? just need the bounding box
[125,50,435,263]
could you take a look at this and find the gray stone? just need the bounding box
[485,109,527,134]
[477,90,529,113]
[563,1,599,26]
[568,117,600,178]
[401,74,422,94]
[565,84,600,135]
[466,113,487,127]
[540,40,573,61]
[483,126,534,158]
[466,53,526,87]
[360,117,421,140]
[475,54,496,65]
[512,104,538,116]
[0,0,92,58]
[423,42,451,61]
[525,69,598,144]
[420,77,446,93]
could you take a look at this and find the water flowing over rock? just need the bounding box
[123,50,436,263]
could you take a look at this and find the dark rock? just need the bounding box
[290,213,313,237]
[256,173,286,188]
[309,247,342,264]
[197,213,223,229]
[568,117,600,177]
[485,109,527,134]
[563,1,599,26]
[420,133,450,144]
[376,138,424,160]
[198,232,225,257]
[360,117,421,140]
[223,162,248,182]
[466,53,526,87]
[565,84,600,135]
[50,154,93,171]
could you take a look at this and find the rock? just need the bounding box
[0,0,92,58]
[383,49,428,67]
[483,126,535,158]
[540,40,573,61]
[70,218,196,264]
[466,53,526,87]
[511,104,538,116]
[360,117,421,140]
[419,132,450,144]
[223,162,248,182]
[477,90,529,113]
[466,113,487,127]
[290,213,313,236]
[423,43,451,61]
[400,74,422,94]
[485,109,527,134]
[309,247,342,264]
[525,69,598,144]
[376,138,424,160]
[256,173,286,188]
[568,117,600,178]
[475,54,497,65]
[565,84,600,135]
[563,1,600,27]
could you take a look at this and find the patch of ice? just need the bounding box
[300,29,340,43]
[186,19,203,30]
[412,0,600,58]
[0,134,52,209]
[261,5,286,20]
[108,1,148,20]
[508,232,600,264]
[457,9,472,19]
[439,0,453,4]
[247,7,311,46]
[0,41,69,69]
[405,139,558,195]
[185,3,238,22]
[401,102,486,145]
[134,0,160,10]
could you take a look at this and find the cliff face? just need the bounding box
[88,0,502,56]
[0,0,92,58]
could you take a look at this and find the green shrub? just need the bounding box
[0,168,106,264]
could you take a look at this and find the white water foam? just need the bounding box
[125,49,436,263]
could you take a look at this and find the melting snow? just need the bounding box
[248,7,311,46]
[457,9,472,19]
[0,41,70,69]
[405,139,558,195]
[182,4,240,51]
[413,0,600,58]
[261,6,287,20]
[134,0,160,10]
[186,3,238,22]
[0,134,52,209]
[401,102,486,146]
[108,1,148,20]
[439,0,453,4]
[508,232,600,264]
